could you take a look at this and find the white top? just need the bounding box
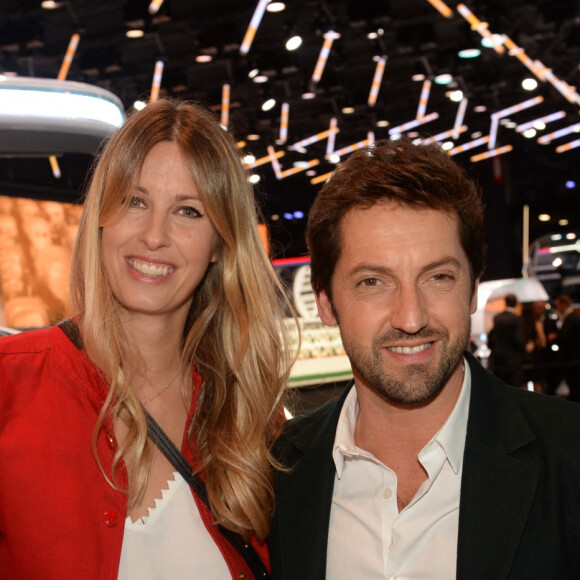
[327,360,471,580]
[118,472,231,580]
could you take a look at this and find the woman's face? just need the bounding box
[101,141,218,325]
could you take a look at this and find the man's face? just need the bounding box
[315,202,478,406]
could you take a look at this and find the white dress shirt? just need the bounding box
[327,360,471,580]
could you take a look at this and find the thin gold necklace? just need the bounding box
[141,369,181,405]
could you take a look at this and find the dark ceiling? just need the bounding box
[0,0,579,276]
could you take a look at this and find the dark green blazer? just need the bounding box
[269,353,580,579]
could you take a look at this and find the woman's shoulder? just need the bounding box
[0,325,66,354]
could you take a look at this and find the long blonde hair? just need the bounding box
[70,99,295,540]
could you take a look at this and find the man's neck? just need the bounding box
[353,363,465,465]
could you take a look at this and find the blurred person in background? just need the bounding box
[555,294,580,403]
[487,293,526,387]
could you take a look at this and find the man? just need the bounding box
[555,294,580,402]
[269,139,580,579]
[487,293,526,387]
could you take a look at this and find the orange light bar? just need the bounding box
[422,125,467,145]
[221,84,230,127]
[447,135,490,156]
[149,60,164,102]
[288,128,337,150]
[49,155,61,179]
[240,0,270,56]
[148,0,164,14]
[556,139,580,153]
[515,111,566,133]
[328,136,373,158]
[388,112,439,136]
[310,171,333,185]
[368,56,387,107]
[326,117,338,155]
[267,145,283,179]
[246,150,285,169]
[280,159,320,178]
[416,79,432,120]
[279,102,289,144]
[470,144,513,162]
[456,4,504,54]
[538,123,580,144]
[57,33,81,80]
[312,31,339,83]
[425,0,453,18]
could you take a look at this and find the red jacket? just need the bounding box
[0,326,269,579]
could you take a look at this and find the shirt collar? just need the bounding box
[332,357,471,478]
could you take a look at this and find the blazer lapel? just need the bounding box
[270,385,352,580]
[457,355,540,580]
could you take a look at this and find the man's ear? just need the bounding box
[470,278,480,315]
[315,290,338,326]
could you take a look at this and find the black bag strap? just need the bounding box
[58,319,269,578]
[143,408,270,580]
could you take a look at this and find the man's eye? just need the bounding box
[362,278,378,287]
[432,273,453,281]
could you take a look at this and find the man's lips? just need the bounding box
[127,257,176,277]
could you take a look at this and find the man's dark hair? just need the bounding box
[306,138,486,299]
[505,294,518,308]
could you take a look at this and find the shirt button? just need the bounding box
[383,488,393,499]
[103,510,120,527]
[239,573,246,579]
[106,433,116,450]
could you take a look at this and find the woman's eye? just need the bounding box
[178,206,202,218]
[129,196,144,208]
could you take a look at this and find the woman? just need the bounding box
[0,100,294,579]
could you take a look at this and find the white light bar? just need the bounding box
[0,76,125,155]
[0,76,124,127]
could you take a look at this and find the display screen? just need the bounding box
[0,195,81,328]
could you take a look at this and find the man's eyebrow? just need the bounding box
[347,257,464,278]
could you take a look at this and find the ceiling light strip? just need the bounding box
[326,117,338,155]
[456,4,504,54]
[57,33,80,80]
[388,112,439,136]
[149,60,164,102]
[288,129,336,151]
[278,102,289,144]
[246,150,284,169]
[422,125,467,145]
[556,138,580,153]
[537,123,580,145]
[221,84,230,127]
[416,79,432,120]
[452,98,468,138]
[240,0,271,56]
[328,136,374,158]
[148,0,164,15]
[425,0,453,18]
[515,111,566,133]
[447,135,490,156]
[310,171,333,185]
[280,159,320,178]
[470,145,513,162]
[368,56,387,107]
[267,145,284,179]
[312,31,339,83]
